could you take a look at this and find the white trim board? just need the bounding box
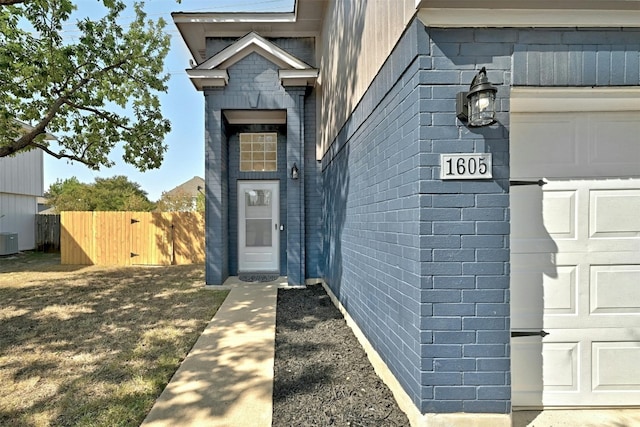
[418,8,640,27]
[196,32,311,71]
[511,88,640,113]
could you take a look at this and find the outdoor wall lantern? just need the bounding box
[291,163,299,180]
[456,67,498,127]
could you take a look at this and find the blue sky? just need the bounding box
[44,0,294,201]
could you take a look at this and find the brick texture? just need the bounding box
[320,21,639,415]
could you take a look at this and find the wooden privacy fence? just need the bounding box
[36,214,61,252]
[61,211,205,266]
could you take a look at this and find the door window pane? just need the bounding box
[245,219,272,247]
[244,189,272,247]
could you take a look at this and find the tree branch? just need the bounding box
[1,58,130,157]
[0,96,66,157]
[30,141,98,168]
[0,0,26,5]
[63,100,133,131]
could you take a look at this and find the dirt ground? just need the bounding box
[272,284,410,426]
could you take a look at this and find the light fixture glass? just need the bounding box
[468,90,496,127]
[291,163,299,180]
[456,67,498,127]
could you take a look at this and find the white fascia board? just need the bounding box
[196,32,311,71]
[186,69,229,90]
[418,8,640,27]
[172,12,296,25]
[279,69,319,87]
[511,87,640,113]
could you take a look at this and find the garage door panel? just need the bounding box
[511,253,552,329]
[590,189,640,238]
[511,186,577,253]
[593,342,640,392]
[512,111,640,179]
[512,338,543,407]
[543,342,580,392]
[590,265,640,315]
[537,330,640,406]
[544,265,578,315]
[544,191,577,237]
[511,114,581,179]
[588,113,640,174]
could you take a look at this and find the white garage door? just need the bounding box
[510,90,640,408]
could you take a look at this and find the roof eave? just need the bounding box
[172,0,327,63]
[279,69,319,87]
[186,69,230,91]
[416,0,640,27]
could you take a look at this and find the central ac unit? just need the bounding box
[0,233,19,256]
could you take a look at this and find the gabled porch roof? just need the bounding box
[185,31,318,91]
[171,0,327,63]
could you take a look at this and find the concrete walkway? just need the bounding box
[140,278,284,427]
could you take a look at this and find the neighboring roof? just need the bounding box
[185,31,319,90]
[165,176,205,198]
[172,0,328,63]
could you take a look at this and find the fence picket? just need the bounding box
[36,214,61,252]
[60,211,204,266]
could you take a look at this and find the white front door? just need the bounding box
[238,181,280,272]
[510,106,640,408]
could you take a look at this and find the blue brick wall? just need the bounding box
[203,37,320,285]
[321,22,639,415]
[322,20,429,409]
[204,101,229,285]
[305,93,323,279]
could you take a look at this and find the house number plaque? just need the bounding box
[440,153,492,180]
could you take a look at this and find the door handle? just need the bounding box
[511,330,550,337]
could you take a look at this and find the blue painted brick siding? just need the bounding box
[321,19,639,415]
[203,37,320,285]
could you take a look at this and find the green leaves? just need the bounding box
[0,0,172,171]
[46,175,156,212]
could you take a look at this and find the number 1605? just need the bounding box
[440,154,492,180]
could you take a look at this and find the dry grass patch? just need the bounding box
[0,252,228,427]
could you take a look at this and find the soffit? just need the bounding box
[417,0,640,27]
[223,110,287,125]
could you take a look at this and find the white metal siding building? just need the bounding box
[0,148,44,251]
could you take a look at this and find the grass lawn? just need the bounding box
[0,252,228,427]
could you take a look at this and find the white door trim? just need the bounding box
[238,180,280,273]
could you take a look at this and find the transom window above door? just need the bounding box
[240,133,277,172]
